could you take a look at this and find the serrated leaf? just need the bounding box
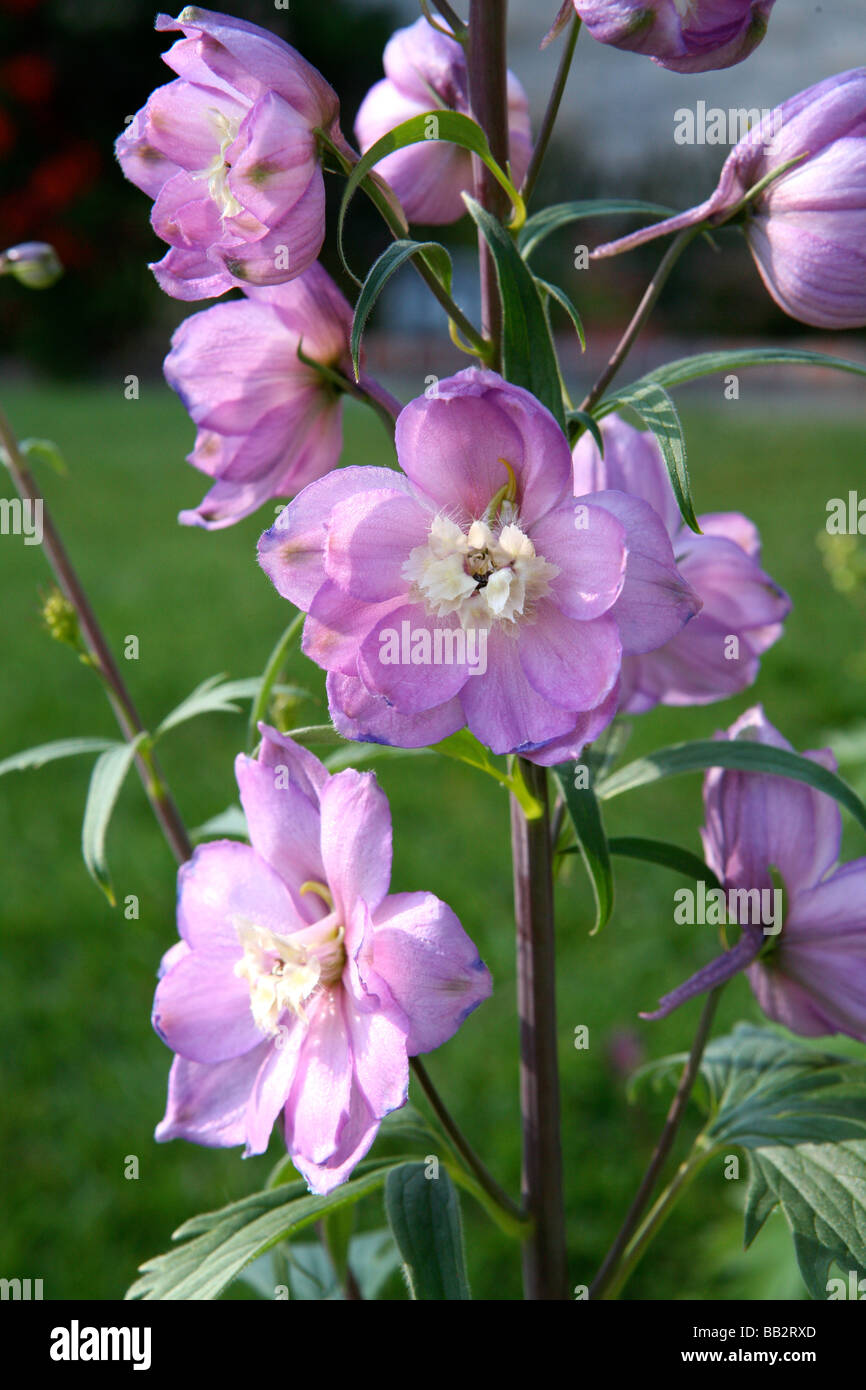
[518,199,676,260]
[351,239,453,377]
[0,737,113,778]
[595,737,866,835]
[82,735,146,902]
[338,111,523,281]
[744,1143,866,1299]
[385,1163,470,1300]
[126,1159,412,1301]
[553,763,613,934]
[599,380,698,533]
[463,194,566,429]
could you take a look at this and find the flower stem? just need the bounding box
[511,758,569,1298]
[521,16,580,205]
[578,225,699,416]
[588,985,722,1299]
[411,1057,527,1230]
[467,0,511,368]
[247,610,306,751]
[0,401,192,867]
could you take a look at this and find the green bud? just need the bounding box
[41,588,81,650]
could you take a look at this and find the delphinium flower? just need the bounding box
[164,262,355,529]
[258,367,700,763]
[355,16,531,224]
[153,725,492,1193]
[593,69,866,329]
[642,705,866,1042]
[573,415,790,711]
[571,1,776,74]
[115,6,344,299]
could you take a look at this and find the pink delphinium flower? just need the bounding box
[642,706,866,1043]
[572,0,776,74]
[355,17,531,224]
[573,415,790,711]
[258,368,700,763]
[593,69,866,329]
[153,725,492,1193]
[115,7,343,300]
[165,262,355,529]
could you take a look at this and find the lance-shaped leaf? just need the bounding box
[606,836,721,891]
[0,737,113,778]
[595,738,866,835]
[518,199,676,261]
[385,1162,471,1300]
[463,194,566,430]
[351,239,453,377]
[533,274,585,351]
[553,763,613,934]
[338,111,524,280]
[157,675,310,738]
[82,733,147,903]
[598,379,698,533]
[619,347,866,395]
[126,1158,416,1301]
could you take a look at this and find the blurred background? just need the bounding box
[1,0,865,1300]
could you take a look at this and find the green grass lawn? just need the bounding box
[1,378,864,1300]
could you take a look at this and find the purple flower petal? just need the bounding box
[156,1044,271,1147]
[324,488,429,602]
[327,672,466,747]
[529,500,627,621]
[358,606,471,714]
[519,603,621,712]
[319,769,393,921]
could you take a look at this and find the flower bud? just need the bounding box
[573,0,776,74]
[593,69,866,330]
[0,242,63,290]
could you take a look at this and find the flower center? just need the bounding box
[233,893,346,1036]
[403,504,558,630]
[194,109,242,220]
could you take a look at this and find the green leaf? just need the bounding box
[157,675,309,738]
[19,436,67,475]
[607,836,721,891]
[351,239,453,377]
[553,763,613,934]
[191,803,248,842]
[595,737,866,835]
[322,744,432,773]
[463,194,565,429]
[650,1024,866,1299]
[82,735,147,903]
[620,347,866,396]
[533,274,585,351]
[518,199,676,260]
[385,1163,471,1300]
[338,111,524,280]
[745,1143,866,1299]
[323,1204,355,1286]
[599,380,698,533]
[126,1159,413,1301]
[0,736,113,778]
[432,729,544,818]
[566,409,605,453]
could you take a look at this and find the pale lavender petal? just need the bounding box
[234,747,326,920]
[358,606,470,714]
[258,466,412,608]
[529,501,627,620]
[327,672,466,747]
[243,1020,307,1155]
[342,986,409,1117]
[519,604,621,712]
[519,685,620,766]
[319,768,393,920]
[285,991,353,1164]
[153,948,262,1064]
[227,91,318,227]
[459,625,579,754]
[371,891,492,1054]
[324,488,430,602]
[291,1076,379,1196]
[305,583,402,675]
[156,1044,271,1147]
[176,840,301,953]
